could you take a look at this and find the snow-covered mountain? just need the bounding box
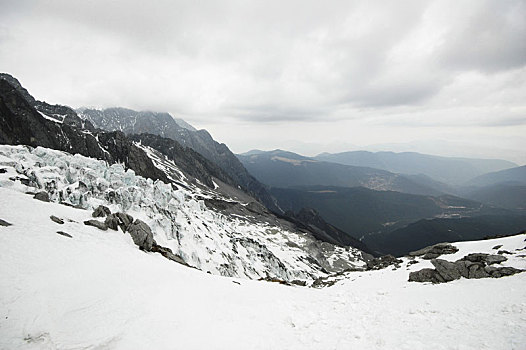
[1,183,525,349]
[78,107,278,212]
[0,145,368,281]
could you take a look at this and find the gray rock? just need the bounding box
[56,231,72,238]
[410,252,523,283]
[409,243,459,260]
[461,253,489,263]
[126,219,154,251]
[366,255,403,270]
[104,212,134,231]
[485,255,507,265]
[467,263,489,279]
[431,259,461,282]
[151,243,187,265]
[0,218,12,226]
[33,191,49,202]
[408,268,445,283]
[104,214,120,231]
[83,219,108,231]
[50,215,64,224]
[487,267,523,278]
[92,205,111,218]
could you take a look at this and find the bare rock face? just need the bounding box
[92,205,111,218]
[126,219,154,251]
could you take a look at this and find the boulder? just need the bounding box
[33,191,49,202]
[408,268,445,283]
[104,212,134,231]
[409,243,459,260]
[431,259,462,282]
[83,219,108,231]
[126,219,154,251]
[485,255,507,265]
[50,215,64,224]
[92,205,111,218]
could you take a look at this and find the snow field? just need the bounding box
[1,187,525,349]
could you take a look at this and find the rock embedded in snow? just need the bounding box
[92,205,111,218]
[56,231,72,238]
[33,191,50,202]
[50,215,64,224]
[0,218,12,226]
[105,212,134,232]
[127,219,154,251]
[366,255,402,270]
[151,243,188,265]
[408,242,459,259]
[83,219,108,231]
[409,254,524,283]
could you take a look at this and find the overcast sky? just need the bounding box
[1,0,525,163]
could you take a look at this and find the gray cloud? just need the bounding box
[438,0,526,73]
[0,0,525,160]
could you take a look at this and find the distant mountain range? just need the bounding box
[466,165,526,187]
[315,150,516,185]
[237,149,450,196]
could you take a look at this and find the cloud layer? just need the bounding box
[1,0,525,161]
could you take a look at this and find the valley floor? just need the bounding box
[1,187,525,349]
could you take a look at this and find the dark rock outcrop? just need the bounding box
[366,255,402,270]
[105,212,134,232]
[83,219,108,231]
[0,76,168,185]
[79,107,280,212]
[126,219,154,251]
[92,205,111,218]
[409,243,459,260]
[0,218,12,226]
[151,243,187,265]
[33,191,50,202]
[409,254,522,283]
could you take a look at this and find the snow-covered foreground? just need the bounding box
[1,188,526,349]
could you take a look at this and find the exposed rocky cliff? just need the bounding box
[78,107,280,212]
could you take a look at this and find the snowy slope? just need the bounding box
[0,145,367,282]
[1,187,525,349]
